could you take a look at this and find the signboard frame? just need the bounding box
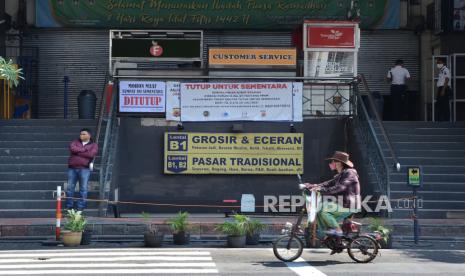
[407,166,422,188]
[303,20,360,79]
[164,132,304,175]
[109,30,203,75]
[117,79,167,116]
[208,47,297,69]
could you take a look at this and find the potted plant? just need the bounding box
[244,217,266,245]
[62,209,87,247]
[215,214,247,248]
[0,57,24,86]
[167,211,190,245]
[369,217,393,249]
[80,225,93,245]
[142,212,164,247]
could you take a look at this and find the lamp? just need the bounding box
[289,124,296,133]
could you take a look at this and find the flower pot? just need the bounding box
[227,235,246,248]
[144,232,164,247]
[246,233,260,245]
[173,231,190,245]
[379,233,393,249]
[62,231,82,247]
[80,230,93,245]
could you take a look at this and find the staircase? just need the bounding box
[0,119,100,218]
[375,121,465,219]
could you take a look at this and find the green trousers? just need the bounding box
[315,201,352,238]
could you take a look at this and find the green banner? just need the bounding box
[36,0,400,29]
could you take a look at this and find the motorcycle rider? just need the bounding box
[303,151,361,254]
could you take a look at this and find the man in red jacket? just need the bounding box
[66,128,98,211]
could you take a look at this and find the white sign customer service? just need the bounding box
[179,82,297,121]
[119,80,166,113]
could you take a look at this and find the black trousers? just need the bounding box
[391,85,406,121]
[436,86,451,121]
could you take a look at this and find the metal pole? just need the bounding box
[7,82,9,119]
[453,54,456,122]
[413,188,419,244]
[3,80,6,118]
[432,56,435,122]
[63,76,69,119]
[56,186,62,241]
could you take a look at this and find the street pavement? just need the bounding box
[0,243,464,275]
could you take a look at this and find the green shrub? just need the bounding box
[215,214,247,236]
[245,218,266,236]
[64,209,87,232]
[166,211,189,233]
[369,217,392,243]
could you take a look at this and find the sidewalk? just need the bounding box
[1,214,465,242]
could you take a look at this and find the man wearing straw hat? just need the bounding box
[304,151,361,241]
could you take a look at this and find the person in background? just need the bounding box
[386,59,410,120]
[66,128,98,211]
[436,58,451,121]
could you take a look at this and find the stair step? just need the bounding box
[383,149,465,158]
[0,209,99,218]
[391,182,465,192]
[390,173,465,183]
[0,119,104,219]
[390,191,465,201]
[0,133,84,141]
[0,141,72,147]
[380,141,465,150]
[0,179,97,192]
[0,164,67,173]
[381,121,465,127]
[0,119,97,126]
[0,172,99,181]
[0,190,99,200]
[0,189,98,200]
[390,200,465,210]
[392,165,465,174]
[390,209,465,219]
[0,126,97,132]
[0,156,101,164]
[0,148,67,156]
[0,200,99,209]
[376,127,465,135]
[380,134,465,143]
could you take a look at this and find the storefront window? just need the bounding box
[305,51,355,78]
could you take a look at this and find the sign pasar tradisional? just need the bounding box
[164,133,304,175]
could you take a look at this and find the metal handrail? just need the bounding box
[358,74,400,171]
[94,76,111,144]
[354,84,391,201]
[97,84,118,216]
[114,75,356,81]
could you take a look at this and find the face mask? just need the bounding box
[437,64,444,69]
[329,161,337,171]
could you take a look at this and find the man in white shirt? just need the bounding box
[436,58,451,121]
[387,59,410,120]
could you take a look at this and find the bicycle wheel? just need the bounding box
[347,235,379,263]
[273,235,304,262]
